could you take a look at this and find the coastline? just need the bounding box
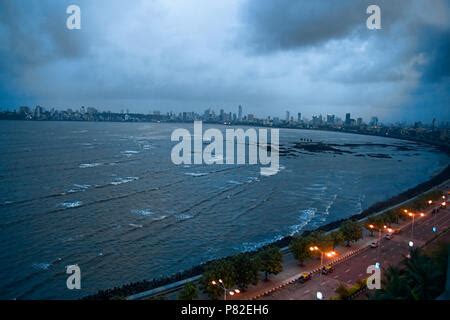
[85,161,450,300]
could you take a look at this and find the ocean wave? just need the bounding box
[227,180,243,185]
[59,201,82,209]
[237,234,284,252]
[110,177,139,185]
[32,262,51,270]
[246,176,260,183]
[129,223,143,228]
[121,150,140,155]
[151,215,167,221]
[289,208,317,236]
[79,163,102,168]
[67,184,91,193]
[184,172,209,177]
[131,209,154,216]
[175,214,193,221]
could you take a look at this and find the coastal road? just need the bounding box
[262,205,450,300]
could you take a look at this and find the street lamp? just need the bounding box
[369,224,375,237]
[375,225,388,267]
[408,212,415,241]
[310,246,337,277]
[211,279,240,301]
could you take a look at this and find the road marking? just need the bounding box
[358,273,363,277]
[321,282,327,286]
[334,275,339,279]
[304,290,310,294]
[345,268,350,273]
[362,255,367,258]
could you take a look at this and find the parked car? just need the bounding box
[321,265,334,275]
[370,241,379,248]
[298,272,312,283]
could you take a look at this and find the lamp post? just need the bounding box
[211,279,240,301]
[408,212,415,241]
[406,211,425,246]
[375,225,387,266]
[309,246,337,278]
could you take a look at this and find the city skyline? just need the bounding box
[1,1,449,123]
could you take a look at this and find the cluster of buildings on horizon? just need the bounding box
[0,104,449,144]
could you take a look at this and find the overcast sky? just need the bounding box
[0,0,449,123]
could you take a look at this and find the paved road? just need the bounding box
[262,204,450,300]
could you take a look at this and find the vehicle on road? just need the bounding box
[321,265,334,275]
[298,272,312,283]
[370,241,379,248]
[385,233,393,240]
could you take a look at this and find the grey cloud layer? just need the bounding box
[0,0,448,122]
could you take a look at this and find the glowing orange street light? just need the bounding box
[420,213,425,217]
[369,224,374,229]
[428,200,432,205]
[211,279,240,300]
[228,289,240,296]
[442,202,447,207]
[309,246,337,277]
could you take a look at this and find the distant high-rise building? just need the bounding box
[345,113,351,125]
[357,117,363,126]
[297,112,302,123]
[238,105,243,121]
[286,111,290,122]
[370,116,379,126]
[326,114,335,124]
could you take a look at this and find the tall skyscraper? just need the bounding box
[345,113,351,125]
[286,111,290,122]
[297,112,302,123]
[238,105,242,121]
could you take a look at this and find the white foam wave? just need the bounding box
[79,163,102,168]
[227,180,243,185]
[129,223,143,228]
[289,208,317,236]
[59,201,82,209]
[131,209,154,216]
[152,215,167,221]
[67,184,91,193]
[237,235,284,252]
[184,172,208,177]
[175,214,193,221]
[110,177,139,185]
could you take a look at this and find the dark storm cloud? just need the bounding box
[0,1,86,67]
[240,0,407,52]
[0,0,448,122]
[418,28,450,83]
